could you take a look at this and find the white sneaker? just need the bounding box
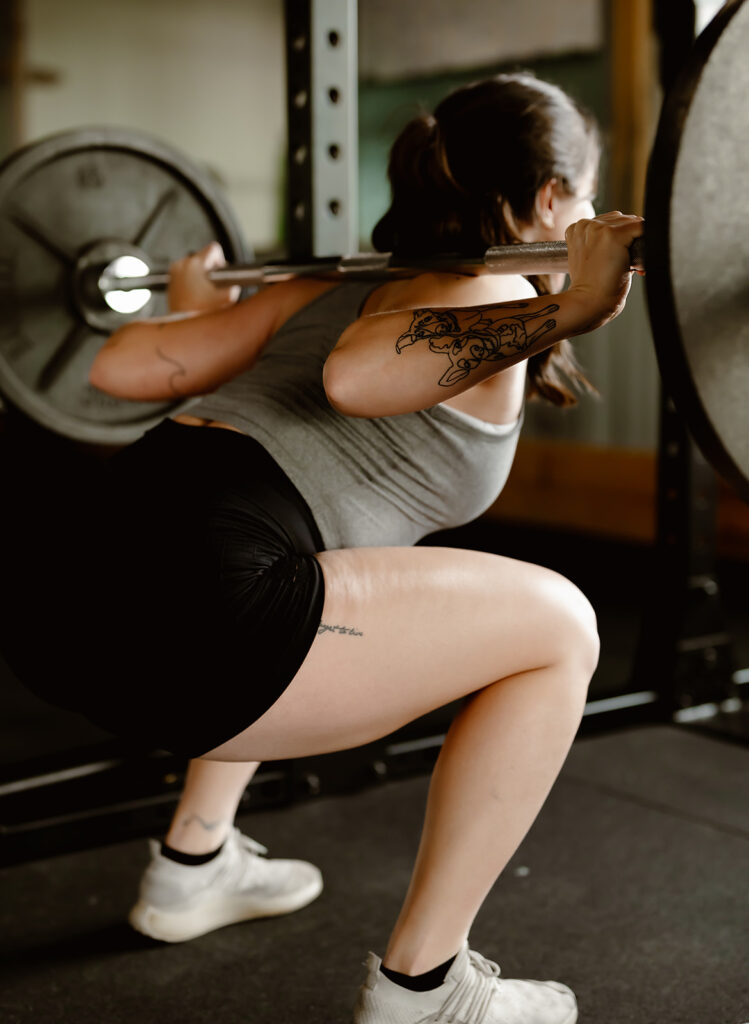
[354,943,577,1024]
[128,827,323,942]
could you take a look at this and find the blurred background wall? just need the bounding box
[16,0,288,247]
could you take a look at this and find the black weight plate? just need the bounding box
[646,0,749,502]
[0,127,248,444]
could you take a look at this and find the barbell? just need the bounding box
[95,238,646,296]
[0,0,747,502]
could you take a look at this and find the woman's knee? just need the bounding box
[513,564,600,682]
[548,573,600,681]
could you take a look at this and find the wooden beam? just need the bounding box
[0,62,61,86]
[0,0,23,152]
[608,0,658,214]
[484,439,749,560]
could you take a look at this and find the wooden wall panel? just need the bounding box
[0,0,23,156]
[485,439,749,560]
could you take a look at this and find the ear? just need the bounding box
[533,178,557,230]
[501,197,522,236]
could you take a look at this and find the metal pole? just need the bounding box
[285,0,358,260]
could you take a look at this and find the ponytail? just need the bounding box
[372,113,465,255]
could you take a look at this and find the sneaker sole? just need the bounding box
[355,989,579,1024]
[128,874,323,942]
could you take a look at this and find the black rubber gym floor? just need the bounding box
[1,724,747,1024]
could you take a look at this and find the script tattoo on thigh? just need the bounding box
[395,302,560,387]
[155,345,188,397]
[318,623,364,637]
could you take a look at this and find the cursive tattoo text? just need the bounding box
[318,623,364,637]
[155,345,188,397]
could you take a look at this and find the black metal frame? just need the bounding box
[633,0,744,727]
[632,395,738,718]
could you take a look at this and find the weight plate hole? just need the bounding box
[100,255,151,314]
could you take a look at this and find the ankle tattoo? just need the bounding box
[180,814,227,832]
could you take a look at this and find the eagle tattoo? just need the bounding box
[395,302,560,387]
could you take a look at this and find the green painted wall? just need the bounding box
[358,51,609,246]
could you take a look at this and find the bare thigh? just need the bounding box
[200,545,598,761]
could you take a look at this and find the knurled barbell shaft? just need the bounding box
[99,237,644,293]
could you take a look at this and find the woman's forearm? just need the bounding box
[323,287,599,418]
[89,290,279,402]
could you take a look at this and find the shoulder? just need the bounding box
[241,278,341,335]
[362,271,538,315]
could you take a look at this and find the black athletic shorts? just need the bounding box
[1,419,326,757]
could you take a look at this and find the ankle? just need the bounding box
[380,952,457,991]
[160,840,225,866]
[164,820,231,856]
[383,937,466,977]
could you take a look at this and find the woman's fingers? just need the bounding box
[171,241,226,272]
[567,212,643,241]
[167,242,239,313]
[202,241,228,269]
[564,212,645,329]
[566,212,644,266]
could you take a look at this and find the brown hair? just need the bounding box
[372,72,601,406]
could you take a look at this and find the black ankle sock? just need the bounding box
[160,841,225,866]
[380,953,458,992]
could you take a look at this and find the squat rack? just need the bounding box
[284,0,359,260]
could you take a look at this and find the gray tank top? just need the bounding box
[187,282,522,550]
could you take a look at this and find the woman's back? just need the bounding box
[184,279,526,550]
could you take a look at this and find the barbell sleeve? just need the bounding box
[484,236,645,275]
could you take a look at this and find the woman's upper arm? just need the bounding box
[330,272,538,352]
[89,284,288,402]
[323,272,540,416]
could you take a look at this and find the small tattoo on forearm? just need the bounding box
[181,814,225,832]
[318,623,364,637]
[155,345,187,397]
[395,302,560,387]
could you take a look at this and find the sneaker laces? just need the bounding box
[215,827,269,888]
[437,949,502,1024]
[236,830,268,858]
